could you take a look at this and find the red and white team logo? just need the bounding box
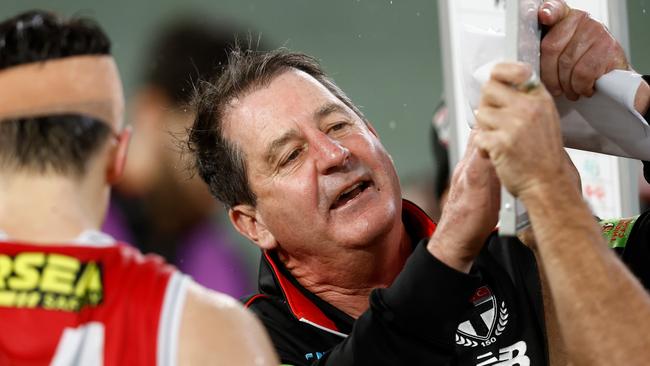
[456,286,509,348]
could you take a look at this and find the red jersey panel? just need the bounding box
[0,239,187,366]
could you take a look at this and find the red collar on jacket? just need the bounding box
[254,200,436,336]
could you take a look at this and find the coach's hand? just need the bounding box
[428,131,500,273]
[475,62,576,201]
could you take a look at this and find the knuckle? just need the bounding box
[452,161,471,185]
[541,39,562,56]
[558,53,574,69]
[603,39,618,54]
[492,62,507,73]
[465,164,482,182]
[573,9,589,22]
[573,84,590,97]
[572,65,592,84]
[515,66,530,82]
[584,12,603,30]
[595,25,610,39]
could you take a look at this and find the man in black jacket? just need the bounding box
[188,0,650,364]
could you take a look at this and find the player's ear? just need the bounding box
[229,205,278,250]
[107,126,132,184]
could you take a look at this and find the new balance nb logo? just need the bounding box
[475,341,530,366]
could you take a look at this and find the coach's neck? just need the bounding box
[280,222,412,319]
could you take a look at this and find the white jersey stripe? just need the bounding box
[50,322,105,366]
[157,272,190,366]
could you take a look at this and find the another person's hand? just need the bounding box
[474,62,574,199]
[539,0,628,100]
[427,131,500,273]
[539,0,650,115]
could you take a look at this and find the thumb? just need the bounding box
[539,0,571,26]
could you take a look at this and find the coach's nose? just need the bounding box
[313,132,350,174]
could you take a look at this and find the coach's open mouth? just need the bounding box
[330,180,372,210]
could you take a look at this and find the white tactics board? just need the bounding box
[438,0,639,222]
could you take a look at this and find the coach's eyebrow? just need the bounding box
[264,130,300,165]
[313,103,351,121]
[263,104,350,165]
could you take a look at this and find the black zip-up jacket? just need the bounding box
[246,88,650,365]
[245,200,650,366]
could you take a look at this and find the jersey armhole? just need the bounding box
[156,272,190,366]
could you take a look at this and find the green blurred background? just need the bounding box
[2,0,649,179]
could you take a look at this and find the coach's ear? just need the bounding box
[107,126,132,184]
[229,205,278,251]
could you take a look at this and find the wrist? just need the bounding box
[427,235,478,274]
[518,174,582,211]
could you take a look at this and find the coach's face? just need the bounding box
[225,69,403,259]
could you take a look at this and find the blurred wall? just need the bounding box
[1,0,649,180]
[628,0,650,70]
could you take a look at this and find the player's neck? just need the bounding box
[0,173,108,244]
[284,223,412,319]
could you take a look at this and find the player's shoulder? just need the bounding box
[109,243,177,277]
[183,282,260,329]
[178,282,278,365]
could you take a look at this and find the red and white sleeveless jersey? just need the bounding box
[0,232,189,366]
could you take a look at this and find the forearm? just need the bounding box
[518,228,570,366]
[538,272,572,366]
[521,179,650,366]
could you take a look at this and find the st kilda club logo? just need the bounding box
[456,286,509,348]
